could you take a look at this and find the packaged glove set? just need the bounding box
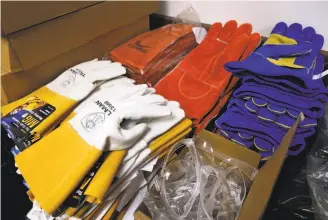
[2,17,327,220]
[107,23,198,86]
[215,22,327,160]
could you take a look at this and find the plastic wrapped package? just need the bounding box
[105,6,202,86]
[263,103,328,220]
[307,103,328,219]
[106,24,198,86]
[173,4,202,27]
[144,137,257,220]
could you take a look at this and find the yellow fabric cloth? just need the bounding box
[15,122,102,214]
[78,127,191,219]
[148,118,191,152]
[264,33,304,69]
[110,126,192,200]
[26,190,35,202]
[60,109,76,124]
[148,127,192,162]
[84,118,192,204]
[117,204,129,220]
[74,203,93,218]
[85,150,127,204]
[102,198,120,220]
[65,206,79,217]
[2,87,76,138]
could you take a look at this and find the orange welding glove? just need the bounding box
[196,33,261,131]
[155,21,256,126]
[108,24,196,84]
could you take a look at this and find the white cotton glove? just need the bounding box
[115,101,185,178]
[73,81,149,114]
[46,59,126,101]
[93,75,135,89]
[69,91,172,151]
[124,101,185,161]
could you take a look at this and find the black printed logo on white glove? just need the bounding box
[81,112,105,132]
[60,71,76,88]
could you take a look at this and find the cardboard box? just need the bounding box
[198,117,301,220]
[134,116,301,220]
[1,16,149,106]
[1,1,102,35]
[2,1,159,73]
[1,37,23,73]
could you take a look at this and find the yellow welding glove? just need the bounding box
[1,59,126,150]
[264,22,307,68]
[84,101,186,203]
[15,90,171,214]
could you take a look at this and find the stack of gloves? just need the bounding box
[154,20,261,132]
[215,22,328,160]
[107,23,198,86]
[1,60,192,218]
[56,79,191,219]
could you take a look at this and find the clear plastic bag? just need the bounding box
[144,137,257,220]
[307,103,328,219]
[264,103,328,220]
[173,4,202,27]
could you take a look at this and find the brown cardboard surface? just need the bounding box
[134,211,151,220]
[1,16,149,105]
[1,37,23,74]
[5,1,159,71]
[197,116,301,220]
[1,85,9,106]
[237,116,301,220]
[1,1,102,35]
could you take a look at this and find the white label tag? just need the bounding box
[141,156,159,172]
[313,69,328,80]
[27,201,54,220]
[192,27,207,44]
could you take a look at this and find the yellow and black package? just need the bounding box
[51,152,110,217]
[1,96,55,151]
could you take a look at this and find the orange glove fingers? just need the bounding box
[231,23,253,40]
[240,33,262,60]
[203,34,250,84]
[218,20,238,41]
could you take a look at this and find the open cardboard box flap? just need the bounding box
[1,37,23,75]
[2,1,159,72]
[198,115,302,219]
[1,16,149,105]
[1,1,102,35]
[134,115,301,220]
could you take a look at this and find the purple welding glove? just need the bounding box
[257,106,276,122]
[227,98,259,113]
[215,111,282,147]
[275,114,317,129]
[215,110,309,156]
[254,137,274,152]
[288,137,307,156]
[228,101,316,137]
[241,55,328,102]
[267,103,287,115]
[233,83,324,118]
[225,22,326,90]
[235,81,325,118]
[218,129,254,148]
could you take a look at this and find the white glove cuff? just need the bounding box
[124,139,148,162]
